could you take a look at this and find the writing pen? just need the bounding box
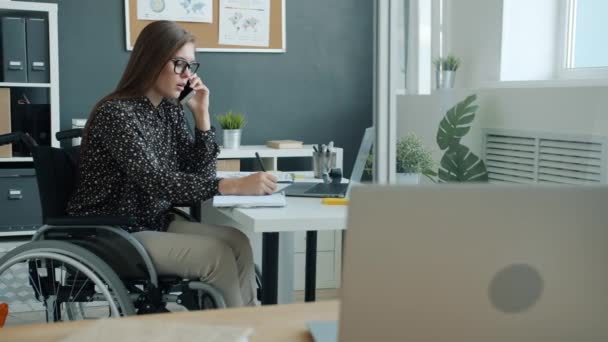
[255,152,266,172]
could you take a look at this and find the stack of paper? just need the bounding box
[213,193,287,208]
[217,171,294,183]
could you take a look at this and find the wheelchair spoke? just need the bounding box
[70,276,91,309]
[51,260,59,321]
[26,266,44,300]
[66,269,80,304]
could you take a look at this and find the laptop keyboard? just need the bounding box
[305,183,348,194]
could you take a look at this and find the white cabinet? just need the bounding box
[218,145,344,290]
[0,0,60,161]
[0,1,58,236]
[293,230,342,290]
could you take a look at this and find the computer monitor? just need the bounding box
[339,184,608,341]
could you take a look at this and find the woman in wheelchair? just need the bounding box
[66,20,278,308]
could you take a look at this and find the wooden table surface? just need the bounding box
[2,300,340,342]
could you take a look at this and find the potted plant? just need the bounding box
[435,94,488,182]
[216,111,246,149]
[396,133,434,184]
[361,134,435,184]
[433,54,461,89]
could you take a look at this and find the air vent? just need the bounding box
[483,129,607,184]
[485,134,536,184]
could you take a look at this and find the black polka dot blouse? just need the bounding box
[67,96,220,232]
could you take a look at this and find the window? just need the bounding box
[565,0,608,69]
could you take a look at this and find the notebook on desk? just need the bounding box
[217,171,294,183]
[212,192,287,208]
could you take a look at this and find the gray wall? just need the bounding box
[35,0,373,175]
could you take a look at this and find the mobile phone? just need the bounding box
[178,80,196,105]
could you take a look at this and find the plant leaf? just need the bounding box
[436,94,478,150]
[438,144,488,182]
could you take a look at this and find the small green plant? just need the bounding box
[433,55,461,71]
[396,134,434,174]
[361,135,436,181]
[216,111,246,130]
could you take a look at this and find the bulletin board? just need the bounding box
[124,0,285,53]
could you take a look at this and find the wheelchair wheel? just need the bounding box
[0,240,135,326]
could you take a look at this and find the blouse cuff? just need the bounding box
[194,126,219,155]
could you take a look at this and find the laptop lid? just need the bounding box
[340,184,608,341]
[349,127,374,184]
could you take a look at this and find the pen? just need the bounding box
[255,152,266,172]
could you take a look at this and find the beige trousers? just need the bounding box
[132,219,256,307]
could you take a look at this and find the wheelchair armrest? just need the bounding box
[55,128,83,141]
[169,207,197,222]
[46,216,137,226]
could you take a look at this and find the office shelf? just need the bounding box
[0,82,51,88]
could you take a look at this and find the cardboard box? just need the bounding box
[0,88,11,158]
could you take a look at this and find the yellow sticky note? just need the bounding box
[322,198,349,205]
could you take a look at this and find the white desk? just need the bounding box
[201,177,348,304]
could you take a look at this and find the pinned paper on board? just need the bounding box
[137,0,213,23]
[218,0,270,47]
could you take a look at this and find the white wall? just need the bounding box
[443,0,503,88]
[397,87,608,166]
[478,86,608,136]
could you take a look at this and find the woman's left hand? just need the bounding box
[185,74,211,130]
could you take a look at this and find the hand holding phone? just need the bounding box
[178,80,196,105]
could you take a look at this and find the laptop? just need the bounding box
[337,184,608,341]
[284,127,374,198]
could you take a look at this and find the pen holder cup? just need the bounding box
[313,151,337,179]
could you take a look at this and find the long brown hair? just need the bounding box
[81,21,195,148]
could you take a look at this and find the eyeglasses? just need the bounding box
[170,58,200,75]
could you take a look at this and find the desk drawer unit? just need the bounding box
[0,169,42,236]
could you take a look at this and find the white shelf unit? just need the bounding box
[0,82,50,88]
[0,2,59,237]
[218,145,344,290]
[0,1,60,157]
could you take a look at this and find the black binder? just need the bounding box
[1,17,27,82]
[25,18,49,83]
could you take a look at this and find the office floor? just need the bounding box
[4,288,340,327]
[294,288,339,302]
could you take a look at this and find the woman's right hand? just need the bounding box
[219,172,278,195]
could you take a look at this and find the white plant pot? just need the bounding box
[396,173,421,184]
[223,129,242,149]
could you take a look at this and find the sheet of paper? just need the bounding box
[137,0,213,23]
[61,318,252,342]
[218,0,270,47]
[213,192,286,208]
[217,171,294,183]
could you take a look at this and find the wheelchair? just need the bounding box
[0,129,262,326]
